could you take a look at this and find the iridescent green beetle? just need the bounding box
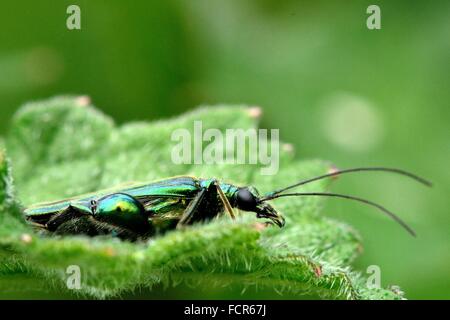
[25,167,431,241]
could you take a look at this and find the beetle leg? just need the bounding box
[176,189,206,228]
[27,221,48,230]
[213,180,236,220]
[176,180,236,229]
[45,205,92,232]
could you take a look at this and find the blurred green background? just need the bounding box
[0,0,448,299]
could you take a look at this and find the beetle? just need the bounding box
[25,167,431,241]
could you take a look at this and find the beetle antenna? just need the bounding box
[262,192,416,236]
[267,167,431,197]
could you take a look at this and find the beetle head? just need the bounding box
[234,187,285,227]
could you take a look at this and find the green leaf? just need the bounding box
[0,96,405,299]
[0,149,27,238]
[7,96,114,205]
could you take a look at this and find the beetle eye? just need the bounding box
[236,188,257,211]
